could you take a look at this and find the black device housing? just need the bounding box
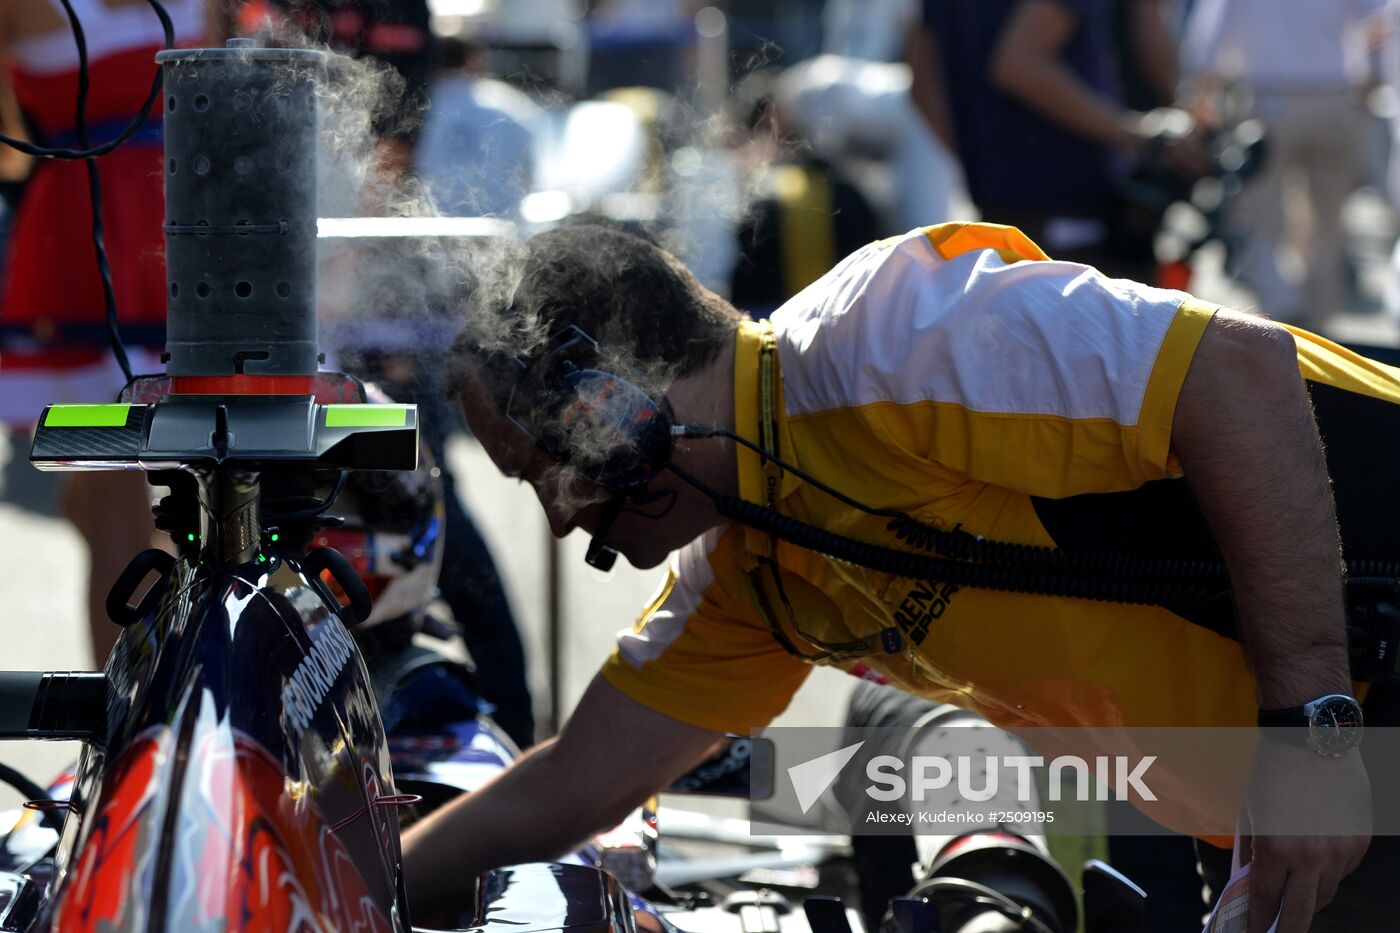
[158,42,322,377]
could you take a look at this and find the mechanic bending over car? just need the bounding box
[403,222,1400,931]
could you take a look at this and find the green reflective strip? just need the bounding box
[44,403,132,427]
[324,404,409,428]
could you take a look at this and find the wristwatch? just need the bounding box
[1258,694,1364,757]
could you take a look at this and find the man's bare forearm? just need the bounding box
[401,738,630,915]
[1172,313,1351,708]
[989,0,1141,154]
[1130,0,1180,105]
[400,676,724,918]
[907,27,959,153]
[990,55,1139,153]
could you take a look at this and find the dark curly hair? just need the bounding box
[451,224,745,399]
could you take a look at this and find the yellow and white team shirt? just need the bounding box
[600,223,1400,742]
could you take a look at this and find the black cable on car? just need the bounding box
[0,0,176,382]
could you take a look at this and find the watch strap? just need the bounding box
[1257,705,1309,728]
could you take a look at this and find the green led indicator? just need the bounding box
[187,533,196,542]
[257,554,267,563]
[270,533,279,542]
[324,404,409,428]
[44,403,132,428]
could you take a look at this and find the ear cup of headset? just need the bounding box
[493,325,675,497]
[551,368,674,495]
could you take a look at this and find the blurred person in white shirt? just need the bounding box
[1377,0,1400,322]
[1183,0,1385,329]
[822,0,917,63]
[775,55,970,232]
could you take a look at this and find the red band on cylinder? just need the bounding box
[170,375,317,395]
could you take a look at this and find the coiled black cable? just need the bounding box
[665,461,1219,608]
[885,512,1226,584]
[681,425,1230,586]
[676,425,1400,600]
[718,489,1218,607]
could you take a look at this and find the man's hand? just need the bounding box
[1134,108,1214,181]
[1172,311,1369,930]
[401,675,723,920]
[1242,743,1371,932]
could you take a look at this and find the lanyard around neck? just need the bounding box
[757,327,783,558]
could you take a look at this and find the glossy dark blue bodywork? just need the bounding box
[2,463,654,932]
[42,527,407,930]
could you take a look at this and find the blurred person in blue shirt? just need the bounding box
[415,35,542,219]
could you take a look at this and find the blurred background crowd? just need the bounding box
[47,0,1387,344]
[215,0,1400,334]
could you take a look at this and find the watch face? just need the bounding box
[1309,696,1364,757]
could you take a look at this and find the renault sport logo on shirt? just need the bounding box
[892,579,959,646]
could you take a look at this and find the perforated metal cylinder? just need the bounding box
[158,41,325,376]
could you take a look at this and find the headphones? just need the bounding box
[499,325,677,500]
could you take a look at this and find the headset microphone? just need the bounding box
[584,542,619,572]
[585,500,624,571]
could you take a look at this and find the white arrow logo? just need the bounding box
[787,741,865,815]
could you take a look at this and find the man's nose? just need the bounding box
[532,485,574,538]
[544,504,574,539]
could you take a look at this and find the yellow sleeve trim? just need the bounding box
[1284,324,1400,404]
[1138,298,1217,478]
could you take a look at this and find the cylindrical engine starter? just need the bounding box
[158,39,325,377]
